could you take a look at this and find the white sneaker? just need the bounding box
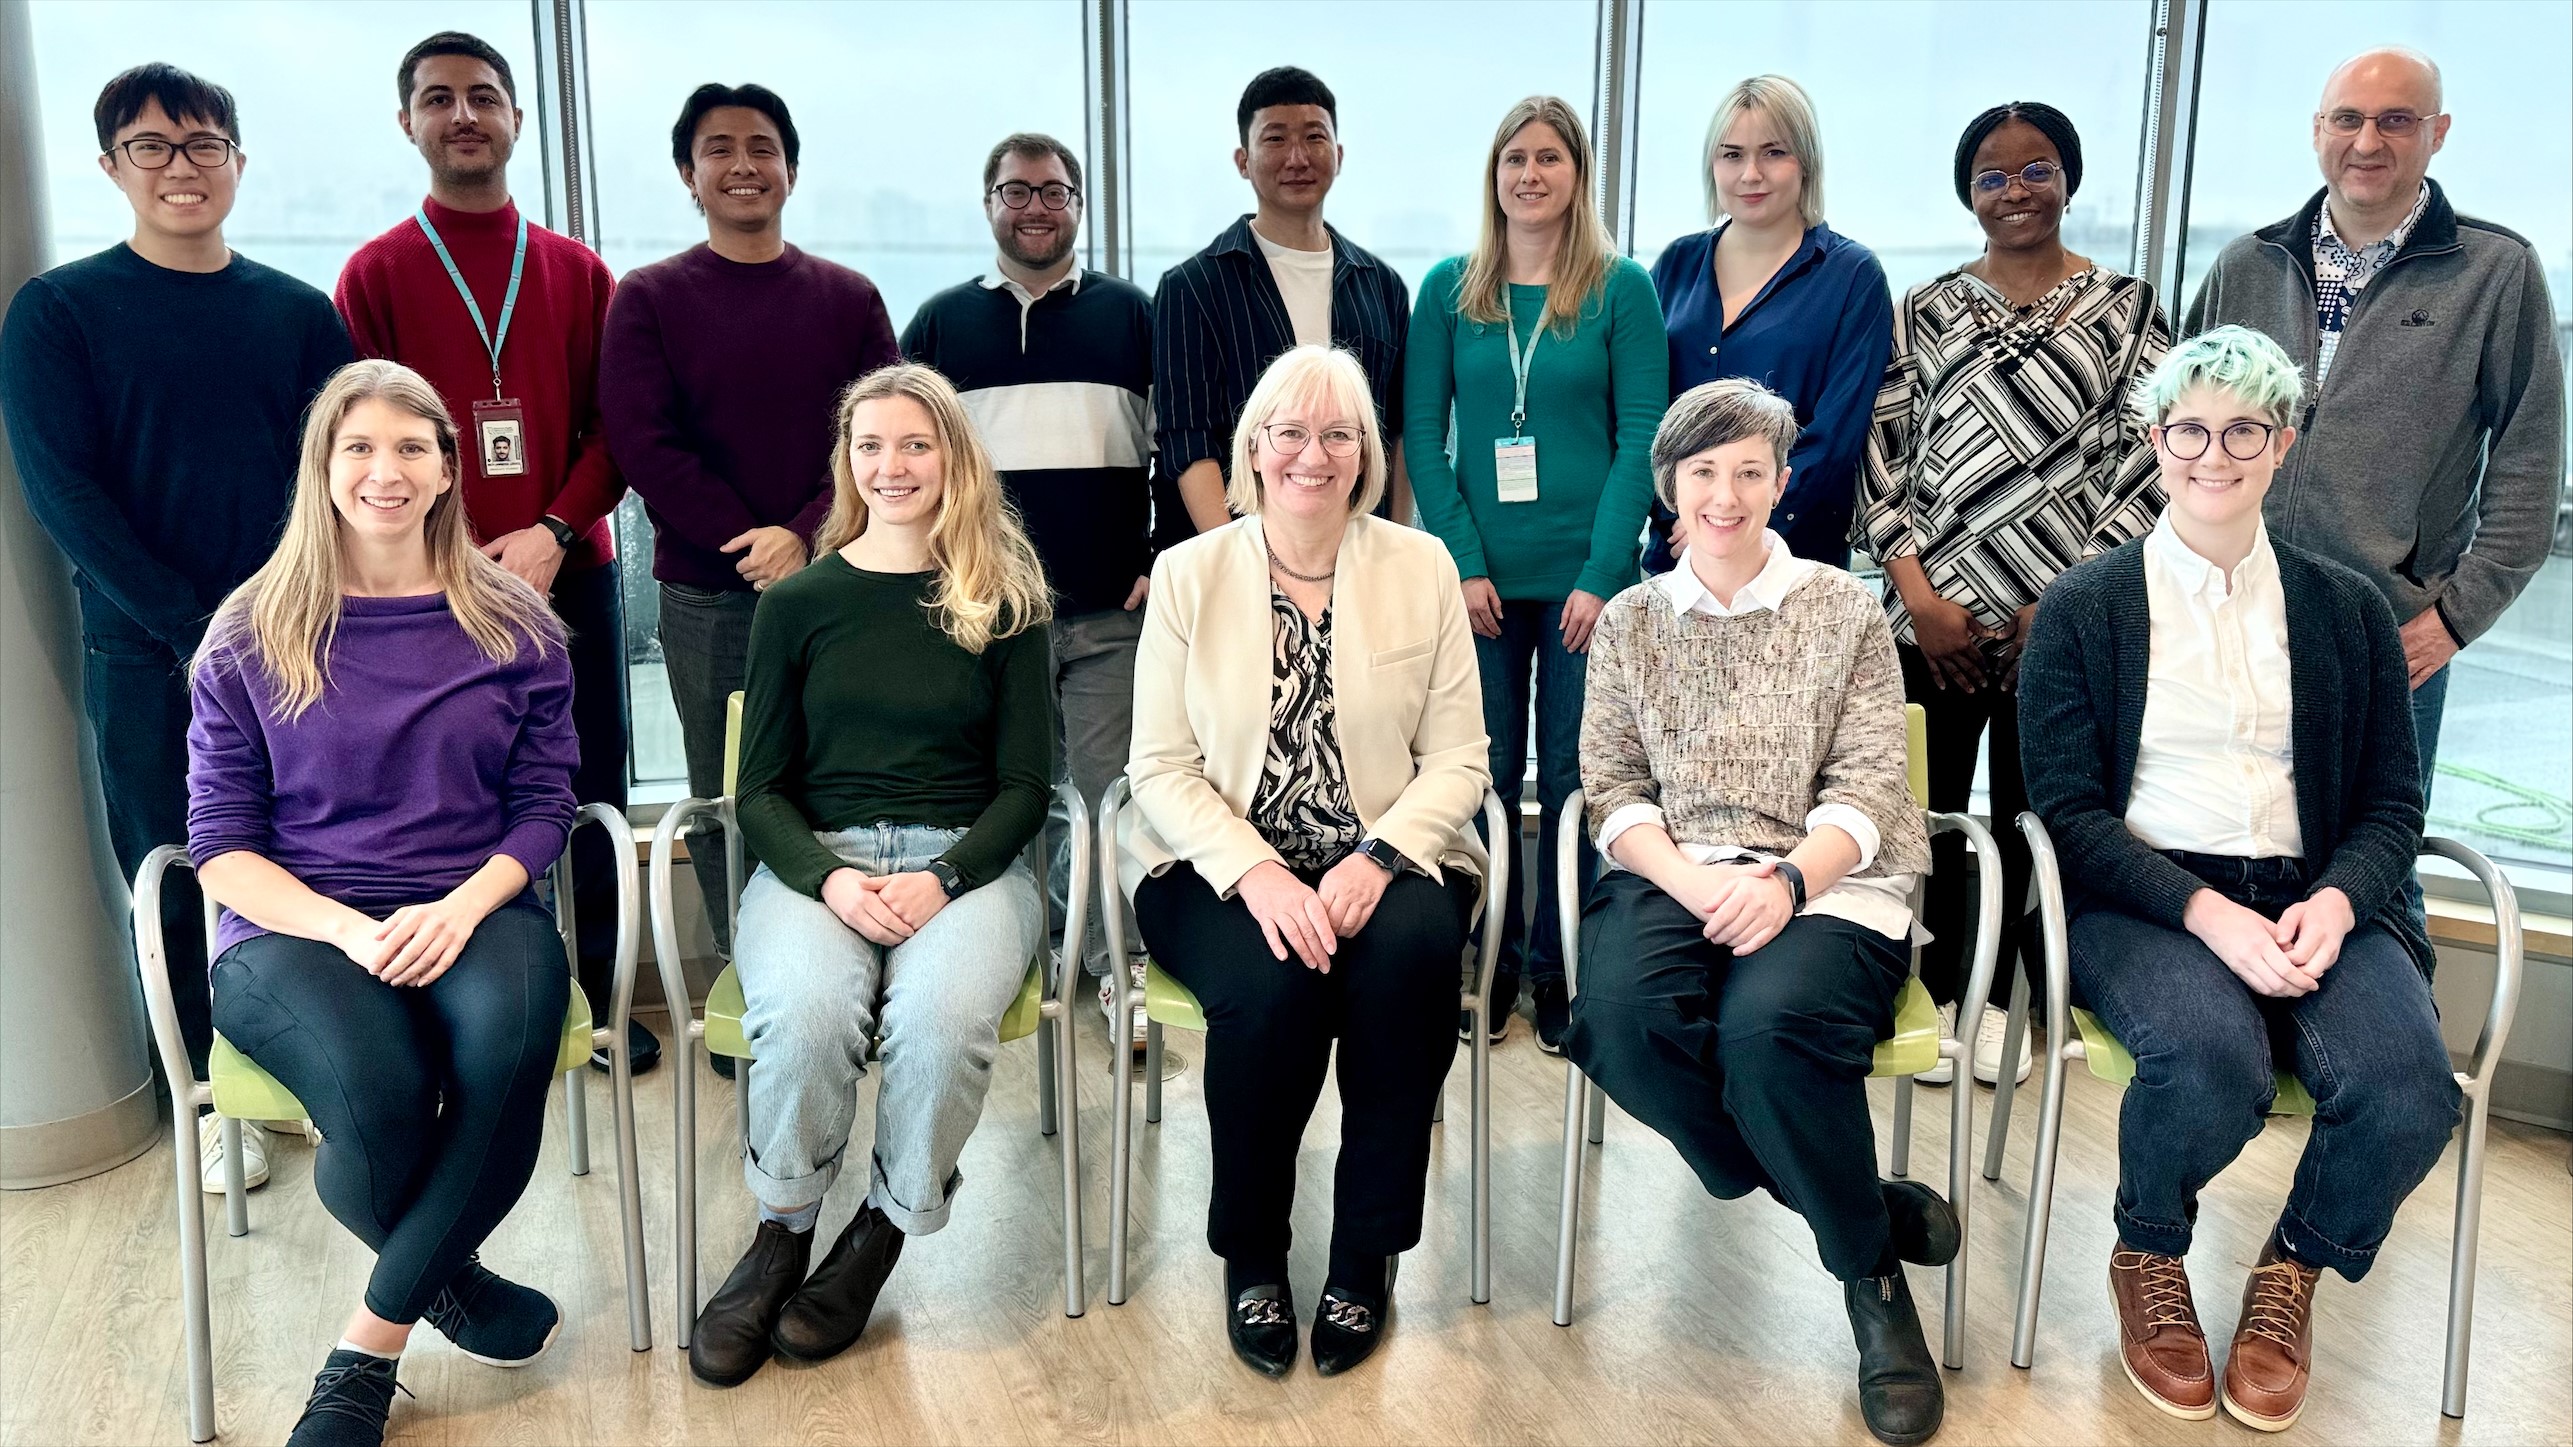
[1099,960,1149,1051]
[1918,1001,1960,1085]
[1972,1004,2032,1085]
[198,1116,270,1193]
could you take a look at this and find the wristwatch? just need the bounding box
[1772,859,1808,913]
[926,859,968,899]
[538,514,579,551]
[1354,837,1406,875]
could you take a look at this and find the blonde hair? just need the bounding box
[1226,345,1388,518]
[198,360,557,719]
[1456,96,1616,337]
[814,363,1052,652]
[1702,75,1827,228]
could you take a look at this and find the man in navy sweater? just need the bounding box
[901,132,1155,1042]
[1,63,350,1192]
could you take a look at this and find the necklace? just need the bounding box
[1265,538,1336,584]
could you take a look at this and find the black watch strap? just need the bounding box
[539,514,579,550]
[927,859,967,899]
[1772,859,1808,912]
[1356,837,1405,875]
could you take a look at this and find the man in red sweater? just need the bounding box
[336,30,653,1073]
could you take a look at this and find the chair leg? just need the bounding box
[1941,1030,1975,1372]
[1108,1011,1137,1306]
[1983,962,2031,1182]
[609,1046,651,1352]
[1890,1073,1916,1180]
[1037,1016,1060,1138]
[221,1117,247,1239]
[1586,1079,1607,1145]
[1143,1021,1164,1125]
[1553,1067,1588,1327]
[2009,1037,2071,1370]
[173,1104,215,1442]
[566,1066,593,1178]
[2442,1082,2492,1418]
[734,1061,750,1156]
[675,1034,700,1351]
[1056,1006,1087,1318]
[1471,1007,1492,1305]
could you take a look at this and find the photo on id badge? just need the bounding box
[476,400,528,478]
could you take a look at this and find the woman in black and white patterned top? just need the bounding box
[1857,101,2170,1072]
[1121,345,1491,1380]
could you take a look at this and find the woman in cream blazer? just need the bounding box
[1121,345,1489,1381]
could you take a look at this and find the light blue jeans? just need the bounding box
[734,824,1041,1234]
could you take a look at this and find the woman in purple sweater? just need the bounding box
[187,360,578,1447]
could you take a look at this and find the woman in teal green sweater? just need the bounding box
[1405,94,1669,1048]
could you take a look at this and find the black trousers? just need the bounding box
[1897,641,2038,1014]
[1134,862,1475,1267]
[77,585,210,1075]
[552,561,629,1008]
[1563,870,1908,1281]
[210,900,569,1323]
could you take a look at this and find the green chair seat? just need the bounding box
[2070,1007,2316,1116]
[1141,958,1205,1032]
[703,958,1047,1063]
[1871,976,1941,1078]
[211,984,594,1119]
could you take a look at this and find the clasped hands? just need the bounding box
[1666,858,1798,955]
[329,889,498,987]
[2183,885,2356,998]
[1237,856,1392,972]
[823,867,951,946]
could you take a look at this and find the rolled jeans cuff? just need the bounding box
[866,1157,965,1237]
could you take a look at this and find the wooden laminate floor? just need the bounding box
[3,1006,2566,1447]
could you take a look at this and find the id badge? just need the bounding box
[1494,435,1539,503]
[473,398,529,478]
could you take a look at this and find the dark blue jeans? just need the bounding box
[2402,664,2449,933]
[1474,598,1592,1004]
[2068,852,2461,1281]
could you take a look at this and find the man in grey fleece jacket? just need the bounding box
[2183,46,2563,798]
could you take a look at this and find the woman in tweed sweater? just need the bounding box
[1565,379,1948,1446]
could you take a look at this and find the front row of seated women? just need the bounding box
[181,330,2459,1447]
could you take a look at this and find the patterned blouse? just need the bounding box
[1248,589,1364,871]
[1858,266,2171,646]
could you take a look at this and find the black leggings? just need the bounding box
[209,899,570,1324]
[1899,642,2040,1013]
[1134,863,1475,1268]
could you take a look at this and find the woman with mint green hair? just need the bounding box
[2016,324,2458,1433]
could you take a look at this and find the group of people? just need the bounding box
[1,29,2559,1447]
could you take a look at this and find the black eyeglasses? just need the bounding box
[1971,160,2061,195]
[2158,420,2279,462]
[990,180,1079,211]
[109,136,238,169]
[2319,108,2428,138]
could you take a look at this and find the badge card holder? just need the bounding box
[1496,291,1541,504]
[414,205,532,484]
[475,400,528,477]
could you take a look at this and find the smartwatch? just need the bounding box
[1772,859,1808,913]
[539,514,579,551]
[1354,837,1405,875]
[926,859,968,899]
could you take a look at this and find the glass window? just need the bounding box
[580,0,1087,785]
[28,1,543,295]
[1631,0,2152,292]
[2181,1,2573,875]
[1126,0,1598,299]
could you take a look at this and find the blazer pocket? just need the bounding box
[1370,639,1436,668]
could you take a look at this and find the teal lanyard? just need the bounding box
[1500,287,1542,435]
[413,208,527,400]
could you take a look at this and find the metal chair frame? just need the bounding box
[1547,786,2006,1372]
[648,779,1092,1342]
[1095,775,1513,1307]
[136,802,652,1443]
[2006,813,2523,1419]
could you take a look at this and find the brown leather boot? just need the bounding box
[2108,1248,2215,1419]
[2221,1241,2322,1432]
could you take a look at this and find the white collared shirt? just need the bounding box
[1595,532,1921,941]
[2127,512,2304,858]
[979,265,1082,351]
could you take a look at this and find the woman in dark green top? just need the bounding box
[688,364,1056,1389]
[1404,95,1669,1048]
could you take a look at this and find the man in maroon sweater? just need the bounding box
[336,30,652,1073]
[601,83,896,982]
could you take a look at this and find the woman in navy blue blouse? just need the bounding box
[1646,75,1893,572]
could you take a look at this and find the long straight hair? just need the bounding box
[198,359,558,718]
[813,363,1052,652]
[1455,95,1616,337]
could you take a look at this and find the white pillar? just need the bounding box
[0,0,160,1188]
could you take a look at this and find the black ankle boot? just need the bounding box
[1880,1180,1961,1267]
[1225,1282,1298,1378]
[772,1204,905,1363]
[1845,1270,1944,1445]
[689,1219,812,1387]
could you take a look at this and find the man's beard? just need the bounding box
[1000,227,1074,271]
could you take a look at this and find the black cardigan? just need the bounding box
[2016,536,2431,976]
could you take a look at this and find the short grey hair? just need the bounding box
[1651,378,1800,509]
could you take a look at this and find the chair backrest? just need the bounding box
[1904,702,1928,810]
[723,690,745,800]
